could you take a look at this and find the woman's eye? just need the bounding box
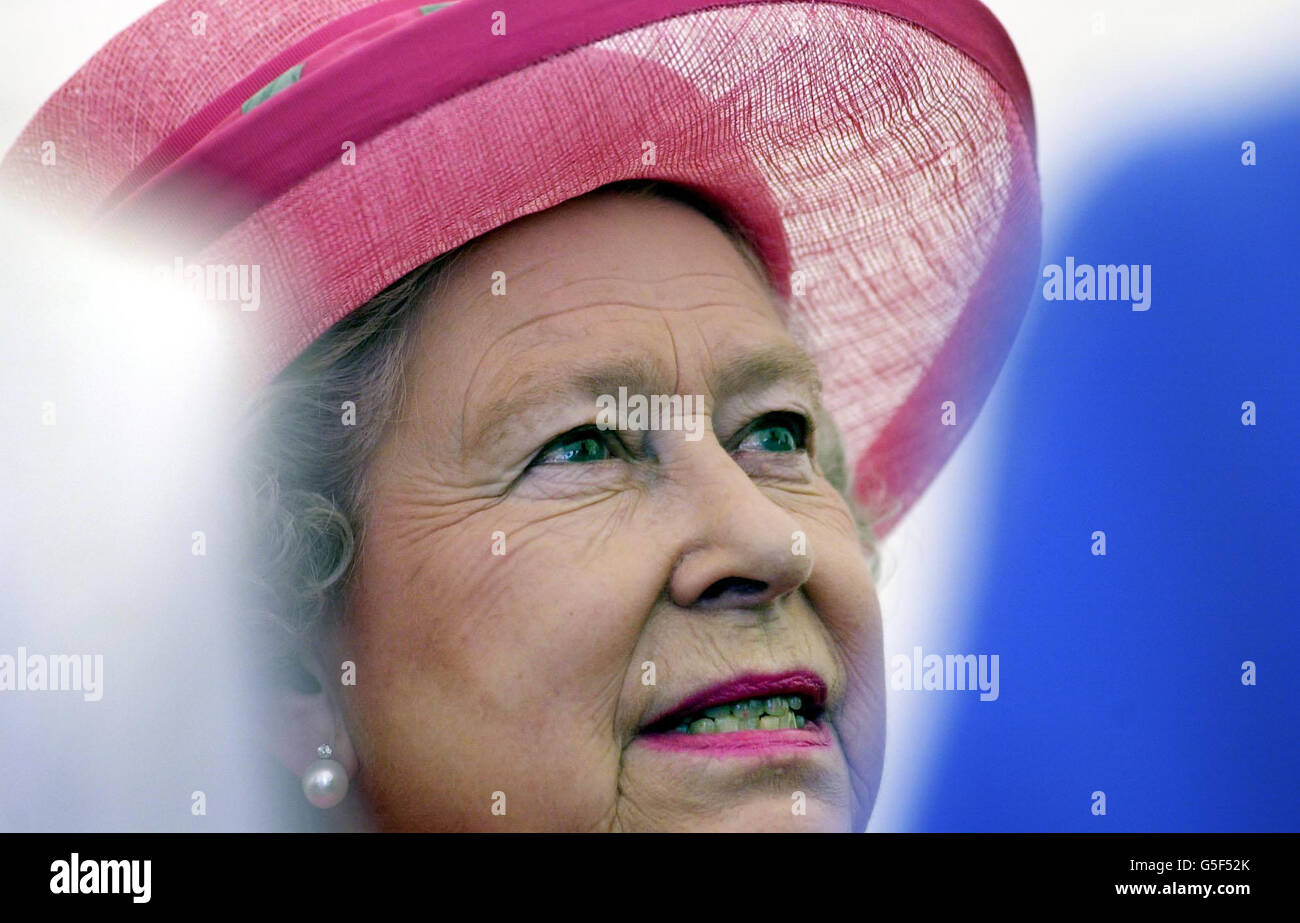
[533,426,614,465]
[530,414,806,467]
[735,412,808,453]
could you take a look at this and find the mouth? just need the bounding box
[639,670,828,737]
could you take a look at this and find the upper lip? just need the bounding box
[639,669,828,732]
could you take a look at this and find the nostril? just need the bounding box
[698,576,769,604]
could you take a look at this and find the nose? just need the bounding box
[666,444,814,611]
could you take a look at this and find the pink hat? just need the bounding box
[1,0,1040,537]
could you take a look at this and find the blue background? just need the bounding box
[913,97,1300,831]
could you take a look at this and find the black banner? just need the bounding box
[0,833,1286,908]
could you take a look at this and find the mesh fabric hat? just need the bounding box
[0,0,1041,537]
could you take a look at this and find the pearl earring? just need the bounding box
[301,744,349,809]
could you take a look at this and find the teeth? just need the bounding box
[672,695,814,734]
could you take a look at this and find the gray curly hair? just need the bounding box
[237,181,887,672]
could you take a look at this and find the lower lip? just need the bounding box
[634,722,833,755]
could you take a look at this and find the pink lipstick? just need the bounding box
[636,670,831,755]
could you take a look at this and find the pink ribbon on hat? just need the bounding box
[100,0,1035,254]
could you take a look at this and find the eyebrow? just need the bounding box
[466,343,824,456]
[712,343,823,405]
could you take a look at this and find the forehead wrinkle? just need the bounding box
[447,294,691,459]
[535,269,768,300]
[451,297,727,432]
[447,302,649,454]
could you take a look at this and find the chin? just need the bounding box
[661,801,850,833]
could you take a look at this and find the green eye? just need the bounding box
[737,413,807,453]
[536,427,612,464]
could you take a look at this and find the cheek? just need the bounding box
[354,496,663,688]
[339,494,668,828]
[798,515,885,820]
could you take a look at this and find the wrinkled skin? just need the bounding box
[322,191,884,831]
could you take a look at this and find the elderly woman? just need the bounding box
[2,0,1039,831]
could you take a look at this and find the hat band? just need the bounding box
[98,0,422,217]
[101,0,1036,254]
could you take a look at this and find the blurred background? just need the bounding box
[1,1,1297,831]
[871,0,1300,831]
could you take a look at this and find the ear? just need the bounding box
[265,650,360,784]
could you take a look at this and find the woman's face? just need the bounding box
[335,192,884,831]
